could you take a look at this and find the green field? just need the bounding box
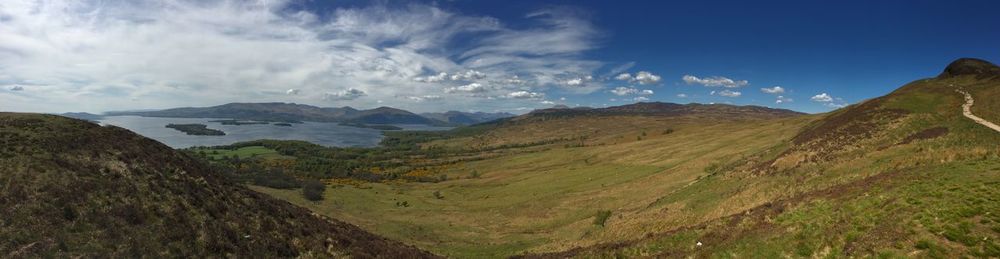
[191,146,291,160]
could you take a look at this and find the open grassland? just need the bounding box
[252,115,817,257]
[189,146,292,160]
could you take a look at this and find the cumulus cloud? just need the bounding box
[414,72,450,83]
[564,75,594,87]
[8,85,24,91]
[633,71,662,85]
[506,91,544,99]
[323,88,367,100]
[810,93,834,102]
[717,90,742,97]
[0,1,605,112]
[444,83,488,93]
[810,93,849,108]
[614,71,661,85]
[761,86,785,94]
[449,70,487,81]
[683,75,748,88]
[609,86,653,96]
[540,100,555,105]
[286,89,300,95]
[676,93,687,98]
[633,96,649,102]
[775,95,792,104]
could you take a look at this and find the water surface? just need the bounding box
[98,116,452,148]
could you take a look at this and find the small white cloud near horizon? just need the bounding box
[286,89,300,95]
[609,86,653,96]
[810,93,834,102]
[761,86,785,94]
[506,91,544,99]
[676,93,687,98]
[775,95,792,104]
[323,88,367,101]
[683,75,748,88]
[444,83,488,94]
[717,90,741,97]
[633,96,649,102]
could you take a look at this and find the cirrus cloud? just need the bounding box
[683,75,748,88]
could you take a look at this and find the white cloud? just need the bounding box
[286,89,300,95]
[614,71,661,85]
[609,86,653,96]
[633,71,661,85]
[775,95,793,104]
[564,75,594,87]
[761,86,785,94]
[676,93,687,98]
[404,95,442,102]
[449,70,486,81]
[506,91,544,99]
[825,103,847,108]
[683,75,748,88]
[0,1,605,113]
[540,100,555,105]
[324,88,367,100]
[810,93,834,102]
[633,96,649,102]
[717,90,741,97]
[8,85,24,91]
[414,72,449,83]
[444,83,488,93]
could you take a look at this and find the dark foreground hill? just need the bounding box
[0,113,437,258]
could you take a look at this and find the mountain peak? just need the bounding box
[939,58,1000,78]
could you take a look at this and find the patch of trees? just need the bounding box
[301,180,326,201]
[165,124,225,136]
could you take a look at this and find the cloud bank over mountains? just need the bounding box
[0,0,612,112]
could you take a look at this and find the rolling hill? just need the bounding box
[0,113,437,258]
[247,58,1000,257]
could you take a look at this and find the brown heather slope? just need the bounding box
[518,58,1000,258]
[0,113,437,258]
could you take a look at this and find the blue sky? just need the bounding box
[1,0,998,114]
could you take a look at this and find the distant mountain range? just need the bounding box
[100,101,803,126]
[420,111,516,125]
[506,102,804,123]
[104,103,514,126]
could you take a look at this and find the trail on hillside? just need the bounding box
[957,89,1000,133]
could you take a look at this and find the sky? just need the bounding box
[1,0,999,114]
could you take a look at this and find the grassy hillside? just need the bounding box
[251,111,818,257]
[0,113,437,258]
[514,59,1000,257]
[247,59,1000,257]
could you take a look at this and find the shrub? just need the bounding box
[469,170,480,179]
[593,210,612,227]
[433,191,444,199]
[302,180,326,201]
[251,169,301,189]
